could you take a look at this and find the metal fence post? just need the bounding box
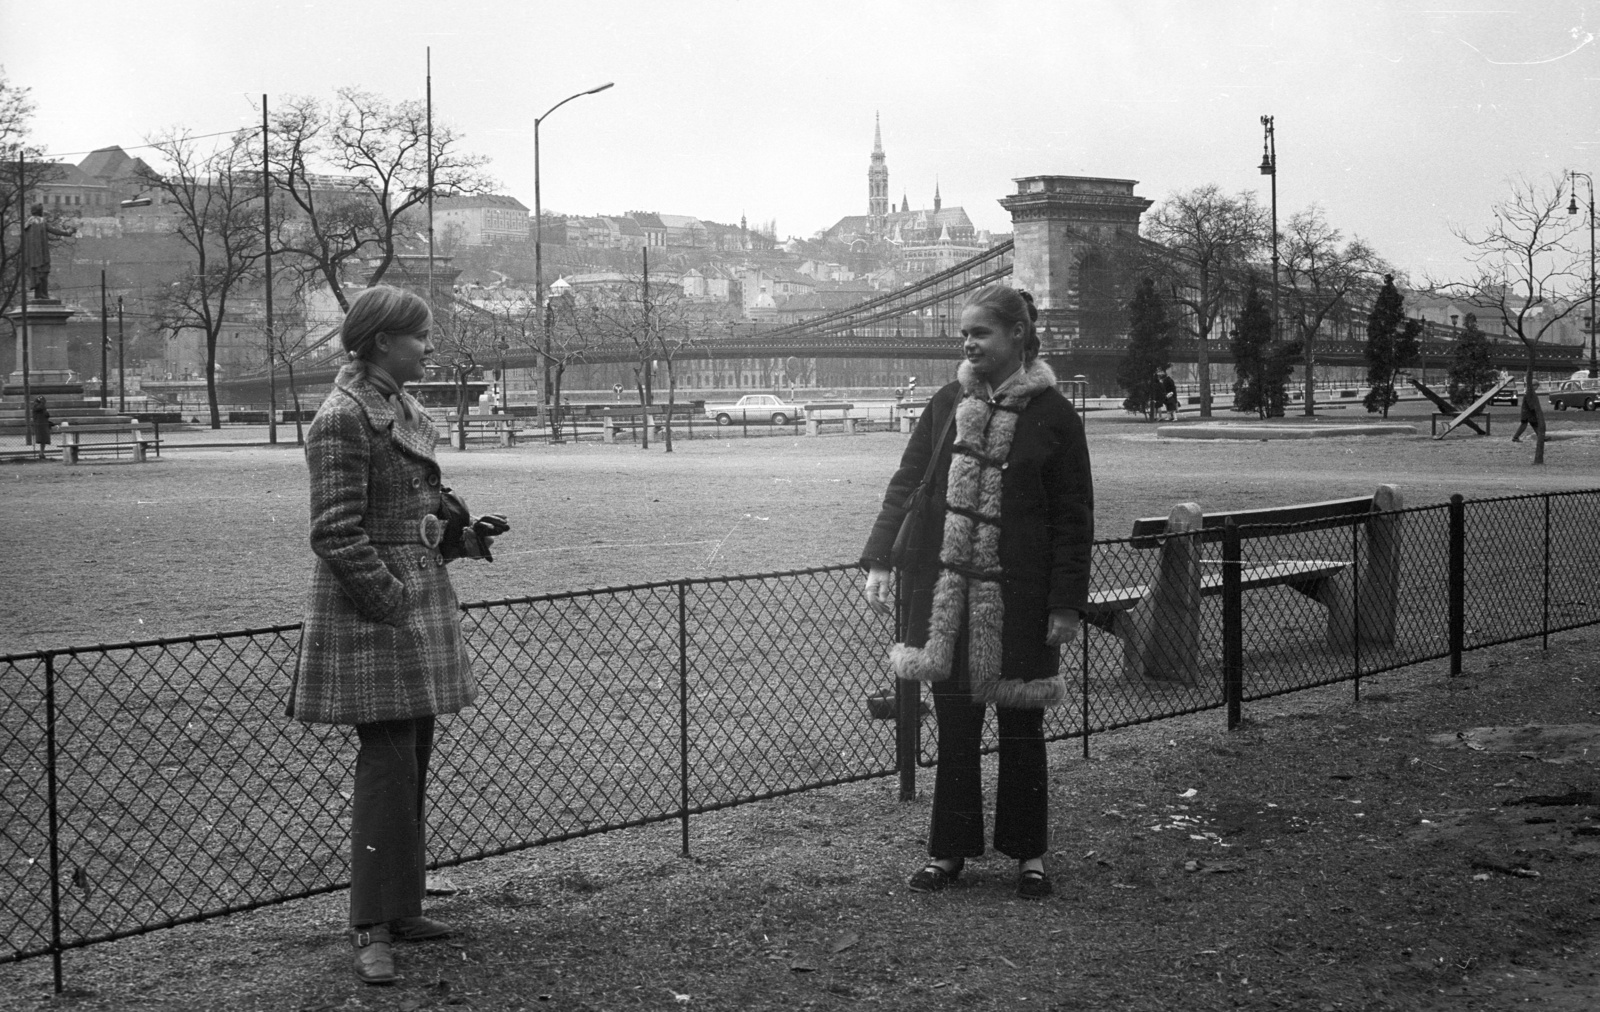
[1352,520,1362,700]
[44,653,63,993]
[893,570,918,801]
[1223,519,1243,730]
[1080,622,1091,759]
[1449,494,1465,676]
[1543,495,1551,650]
[677,583,690,857]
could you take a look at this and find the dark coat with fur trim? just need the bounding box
[862,361,1094,707]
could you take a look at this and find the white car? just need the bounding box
[705,394,804,426]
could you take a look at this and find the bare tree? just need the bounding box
[136,130,264,428]
[1278,206,1388,415]
[431,296,500,450]
[1434,175,1584,464]
[268,89,491,311]
[1141,185,1267,417]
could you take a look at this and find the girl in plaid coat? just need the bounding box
[289,285,507,985]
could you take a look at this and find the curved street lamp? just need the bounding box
[1568,170,1596,378]
[534,82,614,408]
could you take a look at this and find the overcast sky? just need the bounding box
[4,1,1596,278]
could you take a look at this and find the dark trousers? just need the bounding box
[928,668,1049,862]
[350,716,434,927]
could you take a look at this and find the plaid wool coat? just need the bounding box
[287,363,477,725]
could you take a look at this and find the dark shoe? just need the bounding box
[907,860,963,893]
[1016,867,1053,899]
[390,915,452,942]
[350,925,396,985]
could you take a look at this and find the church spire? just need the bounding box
[934,178,942,212]
[867,112,888,236]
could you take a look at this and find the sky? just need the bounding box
[3,0,1597,279]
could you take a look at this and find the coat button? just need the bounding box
[427,475,439,487]
[417,554,427,570]
[411,477,421,489]
[436,556,445,568]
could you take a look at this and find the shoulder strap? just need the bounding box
[919,401,957,487]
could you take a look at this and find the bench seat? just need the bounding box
[1097,487,1403,684]
[1084,559,1350,616]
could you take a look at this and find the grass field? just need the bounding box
[5,404,1600,655]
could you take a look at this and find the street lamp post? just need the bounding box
[1568,170,1597,378]
[116,295,125,412]
[534,82,613,407]
[1259,115,1289,411]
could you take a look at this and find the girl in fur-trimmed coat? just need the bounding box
[289,285,508,985]
[862,284,1093,900]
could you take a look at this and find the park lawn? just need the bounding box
[4,413,1600,655]
[2,633,1599,1010]
[4,412,1600,1009]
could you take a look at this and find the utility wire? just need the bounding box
[27,127,263,161]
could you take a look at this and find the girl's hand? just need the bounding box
[863,565,894,616]
[1045,609,1080,647]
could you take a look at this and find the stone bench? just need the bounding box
[1080,486,1403,684]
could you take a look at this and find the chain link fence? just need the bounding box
[5,490,1599,989]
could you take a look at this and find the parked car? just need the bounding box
[1487,374,1522,406]
[705,394,805,426]
[1548,378,1600,411]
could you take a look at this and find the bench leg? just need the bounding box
[843,418,855,435]
[1321,484,1403,651]
[900,416,911,434]
[805,419,819,437]
[603,422,616,445]
[1114,502,1204,685]
[61,443,80,465]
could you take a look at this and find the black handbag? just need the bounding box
[888,407,956,569]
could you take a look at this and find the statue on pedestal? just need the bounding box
[23,204,77,300]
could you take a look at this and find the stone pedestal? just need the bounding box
[4,299,79,392]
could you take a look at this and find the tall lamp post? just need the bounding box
[1259,115,1288,410]
[534,82,613,407]
[1568,170,1597,378]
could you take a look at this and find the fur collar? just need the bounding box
[956,357,1057,400]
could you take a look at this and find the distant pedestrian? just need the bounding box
[287,285,510,986]
[1157,367,1179,421]
[862,284,1094,900]
[30,397,50,446]
[1512,386,1542,443]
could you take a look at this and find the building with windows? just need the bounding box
[433,194,531,245]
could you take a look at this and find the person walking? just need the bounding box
[861,284,1094,899]
[1157,366,1179,421]
[288,285,509,985]
[1511,383,1543,443]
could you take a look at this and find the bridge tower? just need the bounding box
[1000,175,1152,369]
[867,113,889,236]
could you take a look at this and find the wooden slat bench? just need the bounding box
[598,404,697,443]
[896,400,930,434]
[58,421,162,464]
[1081,486,1403,684]
[803,402,855,436]
[437,416,524,447]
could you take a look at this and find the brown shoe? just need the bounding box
[350,924,396,985]
[390,915,452,942]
